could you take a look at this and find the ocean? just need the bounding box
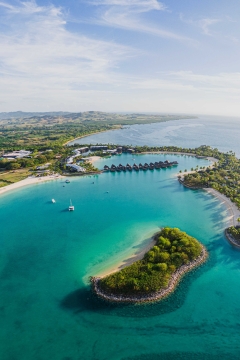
[68,114,240,158]
[1,115,240,359]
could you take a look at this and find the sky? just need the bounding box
[0,0,240,115]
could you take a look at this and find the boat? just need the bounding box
[69,199,74,211]
[52,199,56,203]
[65,179,70,183]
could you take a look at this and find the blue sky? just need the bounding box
[0,0,240,115]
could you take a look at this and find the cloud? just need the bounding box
[0,1,134,110]
[131,71,240,95]
[89,0,166,12]
[198,18,220,36]
[87,1,195,43]
[180,14,222,37]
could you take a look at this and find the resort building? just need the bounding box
[2,150,32,160]
[66,164,86,172]
[90,146,108,151]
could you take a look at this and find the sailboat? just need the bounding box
[69,199,74,211]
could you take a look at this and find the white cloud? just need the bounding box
[131,71,240,95]
[102,8,192,41]
[88,2,194,43]
[198,18,220,36]
[180,14,222,37]
[0,2,14,9]
[0,1,133,110]
[89,0,166,12]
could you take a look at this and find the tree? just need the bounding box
[6,162,21,170]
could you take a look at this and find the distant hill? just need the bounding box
[0,111,70,120]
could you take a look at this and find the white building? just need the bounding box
[2,150,32,159]
[66,164,86,172]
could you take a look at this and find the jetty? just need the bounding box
[103,160,178,172]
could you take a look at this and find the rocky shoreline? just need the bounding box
[91,245,208,304]
[225,229,240,248]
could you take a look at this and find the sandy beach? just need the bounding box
[0,174,64,197]
[204,188,240,227]
[92,245,208,304]
[96,236,157,278]
[84,156,101,164]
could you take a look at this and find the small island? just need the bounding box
[91,227,208,303]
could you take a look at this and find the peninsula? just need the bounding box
[91,227,208,303]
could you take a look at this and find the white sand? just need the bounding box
[0,174,64,197]
[96,237,157,278]
[84,156,101,164]
[204,188,240,227]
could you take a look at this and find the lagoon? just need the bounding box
[0,152,240,359]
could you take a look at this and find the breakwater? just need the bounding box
[104,160,178,172]
[91,245,208,304]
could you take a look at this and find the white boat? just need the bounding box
[69,199,74,211]
[52,199,56,203]
[65,179,70,183]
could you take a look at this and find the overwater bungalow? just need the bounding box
[139,163,143,169]
[133,163,139,171]
[154,162,161,169]
[144,163,149,169]
[164,160,171,166]
[104,165,110,171]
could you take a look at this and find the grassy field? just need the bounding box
[0,169,31,187]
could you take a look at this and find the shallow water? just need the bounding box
[1,152,240,359]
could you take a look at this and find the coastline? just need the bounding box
[0,174,64,197]
[91,244,208,304]
[63,127,121,146]
[95,235,158,278]
[204,188,240,227]
[141,151,218,163]
[178,178,240,229]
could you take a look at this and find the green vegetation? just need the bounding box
[0,111,195,150]
[0,169,32,188]
[178,147,240,209]
[227,226,240,241]
[99,228,202,295]
[0,112,195,186]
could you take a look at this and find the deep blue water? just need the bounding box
[1,118,240,359]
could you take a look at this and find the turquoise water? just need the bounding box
[69,115,240,158]
[1,154,240,359]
